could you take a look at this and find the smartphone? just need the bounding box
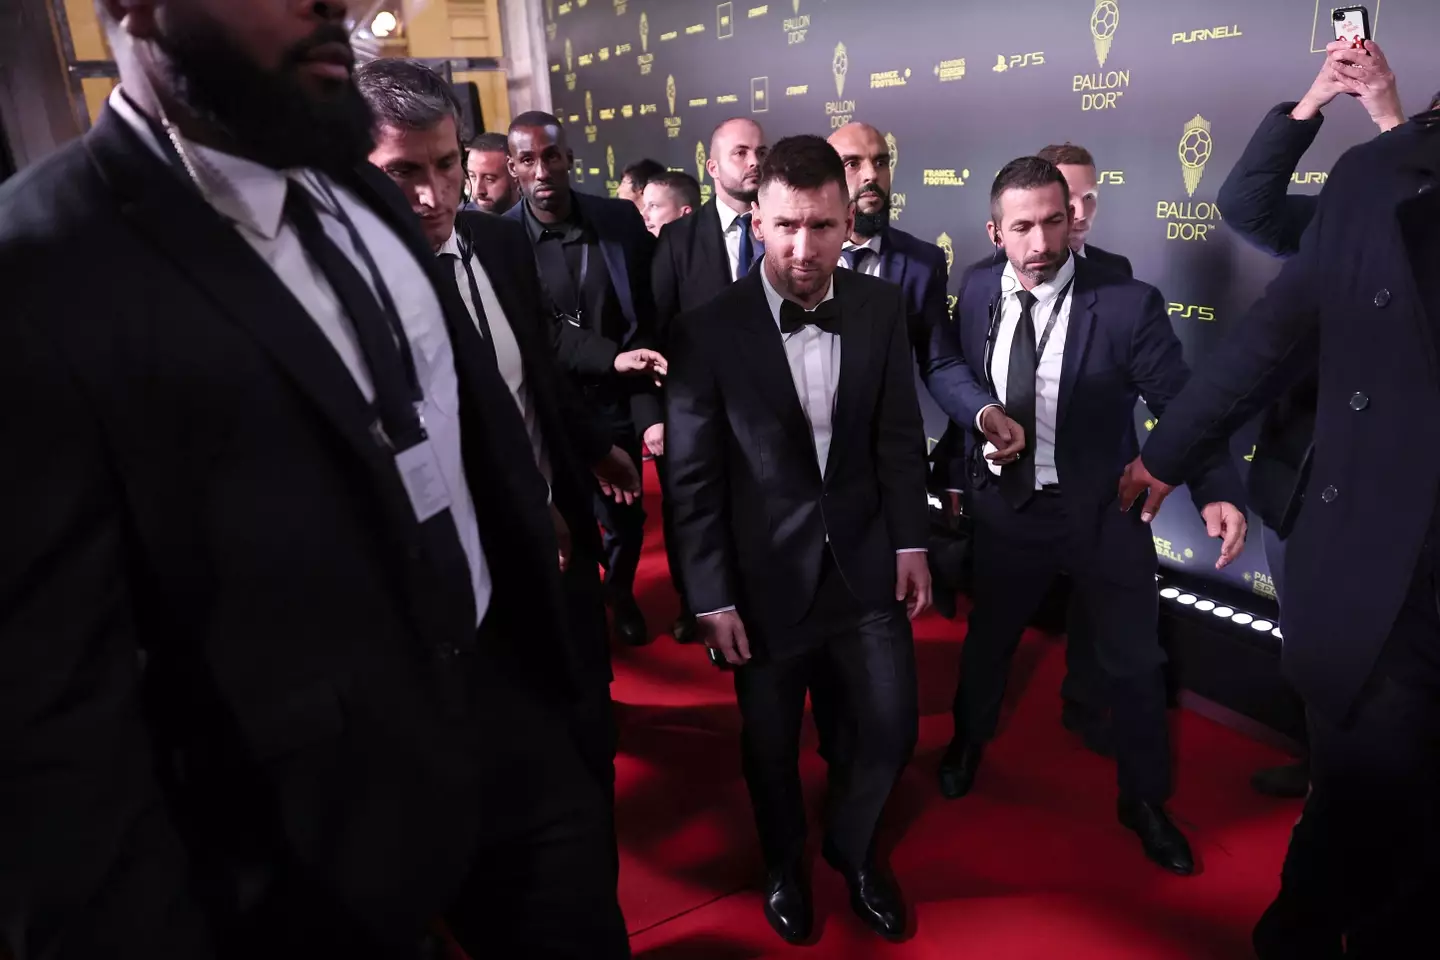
[706,646,736,672]
[1332,6,1371,45]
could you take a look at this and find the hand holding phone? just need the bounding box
[1333,6,1371,48]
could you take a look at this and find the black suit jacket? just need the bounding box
[505,192,662,432]
[0,108,582,951]
[1216,101,1329,536]
[665,269,928,648]
[1081,242,1134,279]
[938,254,1244,522]
[652,198,733,345]
[1141,117,1440,722]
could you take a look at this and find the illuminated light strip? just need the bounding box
[1153,577,1279,638]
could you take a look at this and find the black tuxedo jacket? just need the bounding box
[0,108,584,951]
[1081,242,1133,279]
[665,269,928,645]
[1143,117,1440,721]
[938,254,1244,521]
[505,192,662,432]
[652,198,733,344]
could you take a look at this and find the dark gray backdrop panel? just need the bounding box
[543,0,1440,600]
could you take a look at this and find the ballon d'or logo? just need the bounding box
[695,141,707,183]
[1091,1,1120,68]
[832,42,849,99]
[606,145,615,180]
[1178,114,1213,197]
[565,38,574,72]
[585,91,594,125]
[793,0,801,14]
[937,232,954,274]
[666,74,677,115]
[640,12,649,53]
[885,132,898,172]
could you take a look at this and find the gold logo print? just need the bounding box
[937,232,954,274]
[794,0,801,13]
[885,132,898,172]
[833,42,849,99]
[586,90,594,125]
[992,54,1009,73]
[695,141,707,183]
[607,145,615,180]
[1178,114,1213,197]
[565,38,574,72]
[1091,0,1120,67]
[640,12,649,52]
[666,74,677,115]
[547,0,554,20]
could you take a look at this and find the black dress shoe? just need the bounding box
[838,864,907,941]
[1061,700,1115,758]
[672,613,698,644]
[612,603,650,646]
[761,866,813,944]
[1117,797,1194,875]
[937,739,984,799]
[1250,759,1309,799]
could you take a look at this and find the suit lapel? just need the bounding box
[827,271,881,481]
[733,272,815,455]
[698,201,731,292]
[1058,262,1098,432]
[879,230,906,287]
[579,194,638,339]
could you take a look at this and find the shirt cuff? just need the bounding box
[698,606,736,617]
[897,548,928,554]
[944,488,964,494]
[976,402,1003,431]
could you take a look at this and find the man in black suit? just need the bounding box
[1217,39,1406,800]
[652,116,769,642]
[0,3,627,957]
[505,111,665,646]
[935,158,1247,877]
[1120,101,1440,960]
[357,57,644,792]
[1037,142,1133,279]
[666,135,931,945]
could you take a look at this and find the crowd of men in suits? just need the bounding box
[1,2,1435,957]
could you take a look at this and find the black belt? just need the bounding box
[1038,484,1063,496]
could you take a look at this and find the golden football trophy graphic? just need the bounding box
[640,12,649,53]
[547,0,554,21]
[607,145,615,181]
[666,74,677,115]
[885,132,898,172]
[565,38,574,72]
[695,141,707,183]
[793,0,801,14]
[1179,114,1213,197]
[585,90,594,126]
[1091,1,1120,67]
[833,42,849,98]
[937,232,954,275]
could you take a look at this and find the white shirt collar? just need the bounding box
[437,229,464,259]
[1075,243,1088,258]
[1001,250,1076,305]
[717,197,749,233]
[843,233,883,256]
[107,85,302,242]
[760,263,836,333]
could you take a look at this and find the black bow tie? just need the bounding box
[779,298,842,336]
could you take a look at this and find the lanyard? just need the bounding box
[983,277,1074,398]
[535,236,590,325]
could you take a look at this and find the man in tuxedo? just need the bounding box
[934,158,1247,878]
[0,3,627,958]
[1119,100,1440,959]
[652,116,769,642]
[464,131,517,214]
[666,135,931,945]
[357,57,643,791]
[505,112,665,646]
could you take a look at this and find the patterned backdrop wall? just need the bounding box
[542,0,1440,601]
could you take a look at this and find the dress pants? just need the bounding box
[653,453,690,619]
[593,430,646,609]
[1253,572,1440,958]
[733,559,918,872]
[1059,591,1110,716]
[954,486,1171,803]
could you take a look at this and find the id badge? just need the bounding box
[395,440,453,523]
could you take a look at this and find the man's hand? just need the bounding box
[698,610,752,665]
[1202,502,1248,571]
[1117,456,1177,523]
[1292,42,1353,120]
[593,445,641,505]
[896,552,932,621]
[979,405,1026,463]
[614,348,668,386]
[549,501,571,572]
[643,423,665,458]
[1330,40,1405,132]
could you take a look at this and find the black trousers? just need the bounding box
[954,487,1171,802]
[653,453,689,618]
[734,570,918,873]
[1059,590,1110,716]
[1254,580,1440,958]
[593,431,646,608]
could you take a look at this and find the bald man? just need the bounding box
[651,117,769,642]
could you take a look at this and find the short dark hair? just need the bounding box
[757,134,846,200]
[648,171,701,210]
[990,156,1071,224]
[355,58,466,139]
[621,158,667,189]
[1430,90,1440,112]
[1036,142,1096,169]
[509,110,564,133]
[469,132,509,154]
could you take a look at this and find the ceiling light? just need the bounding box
[372,11,399,37]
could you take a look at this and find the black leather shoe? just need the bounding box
[1250,759,1309,799]
[1118,798,1194,875]
[612,602,650,646]
[937,739,984,799]
[1061,700,1115,758]
[838,864,906,941]
[672,613,698,644]
[761,866,813,944]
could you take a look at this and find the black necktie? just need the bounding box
[842,246,872,271]
[1000,289,1038,509]
[441,251,497,363]
[779,298,842,336]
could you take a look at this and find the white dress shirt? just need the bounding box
[438,230,552,489]
[761,267,842,475]
[109,88,493,624]
[838,234,884,277]
[978,252,1076,487]
[717,198,752,282]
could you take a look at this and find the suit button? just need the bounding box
[1321,485,1338,503]
[1374,288,1391,308]
[1349,392,1369,411]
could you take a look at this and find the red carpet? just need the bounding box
[615,464,1301,957]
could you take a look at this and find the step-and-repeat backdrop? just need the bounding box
[542,0,1439,600]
